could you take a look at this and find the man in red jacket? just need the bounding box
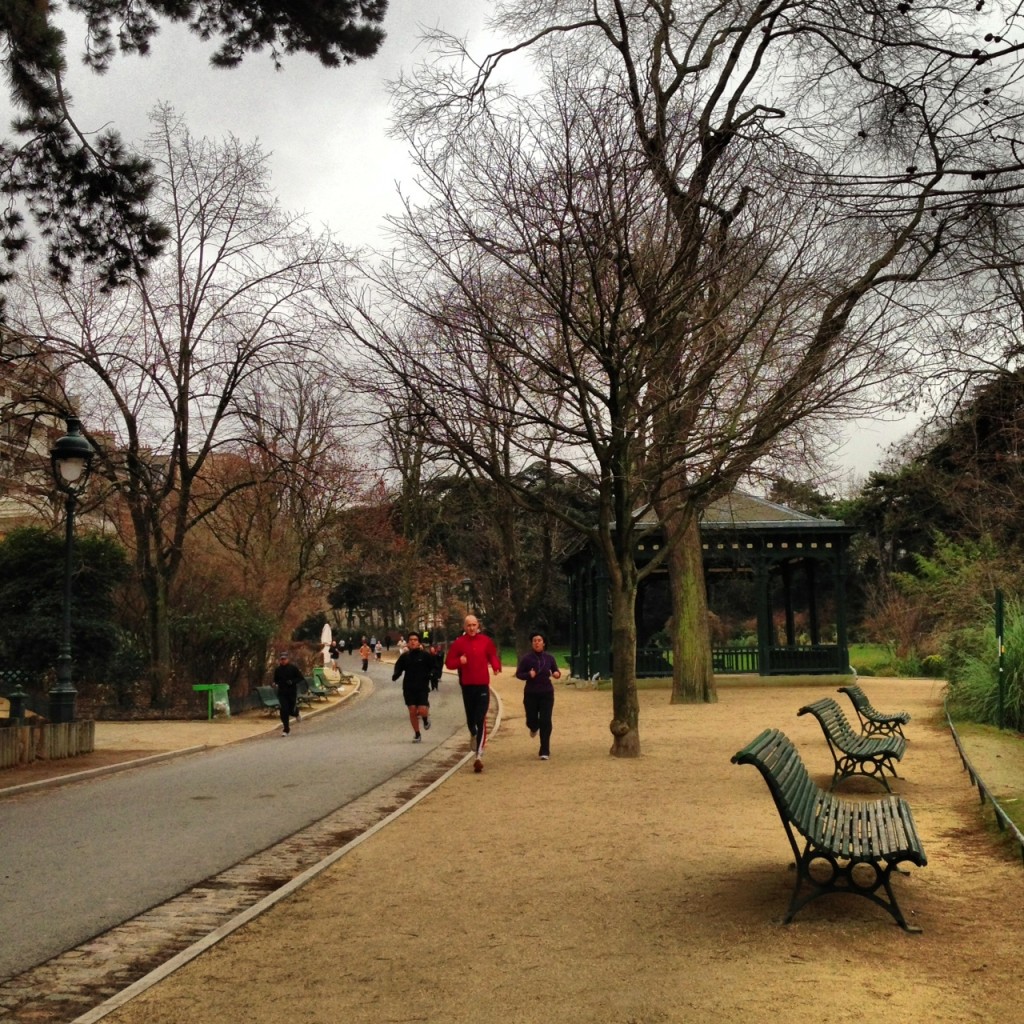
[445,614,502,773]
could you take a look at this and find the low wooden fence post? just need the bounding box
[0,720,95,769]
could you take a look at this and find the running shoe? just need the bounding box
[473,757,483,773]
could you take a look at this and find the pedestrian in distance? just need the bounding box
[516,633,561,760]
[329,641,340,672]
[445,615,502,773]
[374,640,383,661]
[272,651,304,735]
[391,631,433,742]
[359,641,371,672]
[428,644,442,691]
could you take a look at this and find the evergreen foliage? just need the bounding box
[170,596,277,692]
[0,0,387,301]
[0,526,131,687]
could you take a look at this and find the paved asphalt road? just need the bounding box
[0,658,466,982]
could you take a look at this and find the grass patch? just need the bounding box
[949,719,1024,836]
[499,646,570,670]
[849,642,897,676]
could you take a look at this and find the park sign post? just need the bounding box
[996,589,1005,730]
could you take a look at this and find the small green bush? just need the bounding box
[947,596,1024,730]
[894,650,922,677]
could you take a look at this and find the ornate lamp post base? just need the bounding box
[48,686,77,724]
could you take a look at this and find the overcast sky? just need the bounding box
[53,0,499,249]
[25,0,914,483]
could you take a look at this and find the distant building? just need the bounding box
[0,332,67,536]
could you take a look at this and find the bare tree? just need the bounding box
[7,106,349,704]
[371,372,577,651]
[200,380,358,634]
[372,0,1024,732]
[331,85,700,754]
[329,45,937,753]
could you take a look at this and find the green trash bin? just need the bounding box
[193,683,231,719]
[211,683,231,718]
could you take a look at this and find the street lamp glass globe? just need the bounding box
[49,417,94,493]
[57,456,87,484]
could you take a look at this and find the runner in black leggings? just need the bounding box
[445,615,502,772]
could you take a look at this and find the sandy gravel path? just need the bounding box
[101,676,1023,1024]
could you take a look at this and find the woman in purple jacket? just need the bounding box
[515,633,561,760]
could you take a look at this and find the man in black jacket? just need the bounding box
[391,632,433,742]
[272,652,304,735]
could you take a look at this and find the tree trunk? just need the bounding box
[512,619,533,663]
[143,566,173,707]
[661,509,717,705]
[608,572,641,756]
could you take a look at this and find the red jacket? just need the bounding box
[445,632,501,686]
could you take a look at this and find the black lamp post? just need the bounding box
[48,416,94,724]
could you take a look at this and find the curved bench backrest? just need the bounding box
[731,728,816,828]
[798,697,859,748]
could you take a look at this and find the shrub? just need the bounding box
[946,596,1024,730]
[894,649,924,677]
[0,527,131,695]
[170,597,277,692]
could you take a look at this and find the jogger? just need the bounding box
[446,615,502,772]
[516,632,561,759]
[391,631,433,742]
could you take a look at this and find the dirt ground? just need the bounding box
[92,676,1024,1024]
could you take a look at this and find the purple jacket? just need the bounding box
[515,651,560,695]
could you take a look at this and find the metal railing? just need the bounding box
[712,647,759,673]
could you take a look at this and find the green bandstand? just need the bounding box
[564,492,854,678]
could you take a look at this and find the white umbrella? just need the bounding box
[320,623,333,667]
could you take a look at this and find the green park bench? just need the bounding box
[732,728,927,932]
[255,686,281,716]
[296,678,317,708]
[838,683,911,740]
[798,696,906,792]
[311,666,338,695]
[300,676,326,703]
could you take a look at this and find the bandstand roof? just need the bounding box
[700,492,848,530]
[632,491,849,532]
